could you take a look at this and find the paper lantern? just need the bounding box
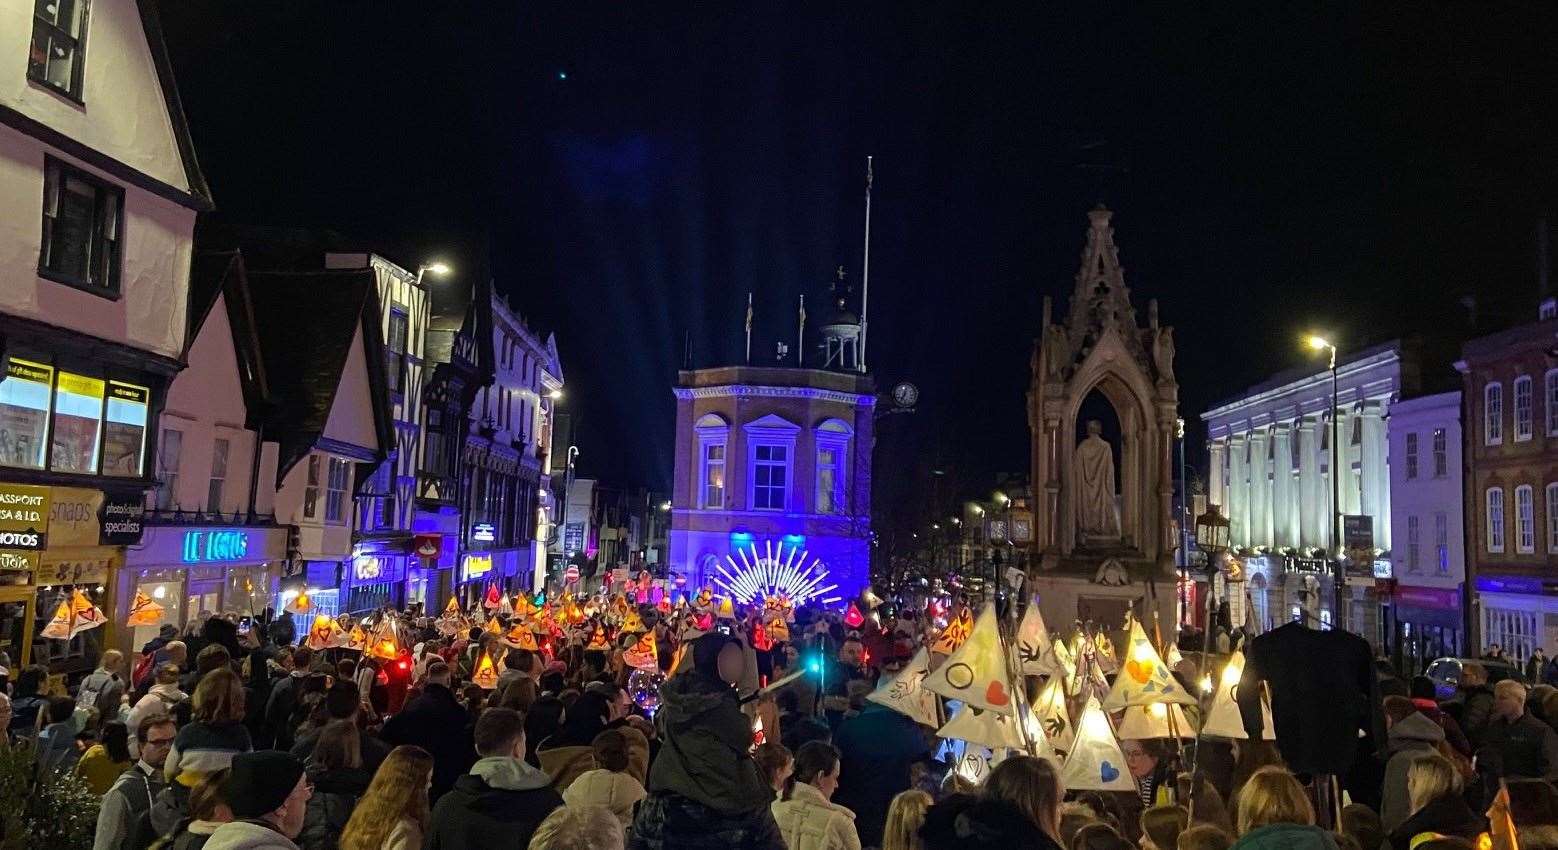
[867,646,941,728]
[38,598,73,640]
[483,584,501,609]
[939,704,1027,750]
[1059,696,1134,792]
[716,596,735,620]
[923,604,1016,715]
[285,590,312,616]
[126,591,165,627]
[766,613,791,643]
[1032,674,1075,753]
[1012,600,1057,676]
[306,614,346,650]
[504,623,539,651]
[620,609,646,634]
[843,602,865,629]
[483,616,503,636]
[1117,702,1196,740]
[472,650,500,689]
[585,626,610,652]
[1100,620,1194,710]
[1201,651,1275,740]
[931,607,974,655]
[624,631,659,670]
[443,596,461,616]
[345,624,367,651]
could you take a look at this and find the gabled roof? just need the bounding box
[186,249,269,419]
[245,267,395,481]
[136,0,212,208]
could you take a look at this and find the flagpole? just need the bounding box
[745,292,753,365]
[798,295,806,367]
[858,156,872,374]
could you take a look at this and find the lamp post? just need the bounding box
[415,261,451,287]
[1189,504,1232,785]
[1308,335,1343,631]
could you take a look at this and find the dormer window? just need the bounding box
[28,0,88,100]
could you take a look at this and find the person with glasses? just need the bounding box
[93,713,177,850]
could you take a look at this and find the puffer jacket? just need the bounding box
[563,768,646,829]
[629,792,785,850]
[647,672,771,815]
[770,783,861,850]
[297,766,371,850]
[1381,712,1445,832]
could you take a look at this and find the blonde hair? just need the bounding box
[1235,766,1313,836]
[528,804,624,850]
[882,789,932,850]
[987,756,1065,844]
[1406,752,1461,813]
[340,746,433,850]
[192,668,245,723]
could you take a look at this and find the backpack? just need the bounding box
[77,670,111,714]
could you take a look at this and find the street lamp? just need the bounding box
[1189,503,1233,787]
[1307,334,1343,631]
[415,261,452,286]
[548,389,563,400]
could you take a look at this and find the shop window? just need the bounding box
[208,437,229,515]
[28,0,88,98]
[40,158,122,296]
[303,455,321,520]
[326,457,350,523]
[49,371,103,473]
[0,358,52,470]
[155,427,182,510]
[102,381,148,475]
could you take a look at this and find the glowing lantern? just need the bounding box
[1059,696,1134,792]
[716,596,736,620]
[285,590,312,616]
[1100,619,1195,710]
[472,650,500,689]
[483,584,501,609]
[624,631,659,671]
[126,591,165,627]
[444,596,461,616]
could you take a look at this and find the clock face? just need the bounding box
[892,382,919,408]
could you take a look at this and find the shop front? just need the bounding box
[343,546,408,614]
[1388,584,1464,673]
[119,523,289,654]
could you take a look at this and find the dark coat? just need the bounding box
[647,671,771,816]
[1481,711,1558,780]
[381,683,475,800]
[1388,793,1487,850]
[831,703,932,849]
[424,764,563,850]
[629,792,785,850]
[1239,622,1386,774]
[297,767,371,850]
[1231,824,1341,850]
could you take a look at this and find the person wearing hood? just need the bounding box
[1408,677,1472,757]
[128,665,190,758]
[425,708,563,850]
[203,751,312,850]
[1229,767,1339,850]
[1388,753,1487,850]
[297,722,373,850]
[1380,698,1448,832]
[631,633,784,850]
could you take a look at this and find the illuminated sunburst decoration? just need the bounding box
[713,539,840,607]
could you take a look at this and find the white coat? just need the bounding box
[770,782,861,850]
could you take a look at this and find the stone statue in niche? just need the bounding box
[1075,419,1122,543]
[1152,326,1175,382]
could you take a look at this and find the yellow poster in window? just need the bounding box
[57,373,104,399]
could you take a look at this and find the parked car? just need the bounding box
[1424,656,1525,700]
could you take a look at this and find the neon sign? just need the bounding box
[182,530,250,563]
[712,538,839,606]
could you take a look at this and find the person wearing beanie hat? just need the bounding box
[204,751,312,850]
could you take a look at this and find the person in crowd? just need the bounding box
[1449,663,1496,749]
[919,794,1052,850]
[1178,825,1235,850]
[93,713,176,850]
[1059,803,1102,849]
[985,756,1064,850]
[1140,807,1190,850]
[538,691,614,791]
[1530,649,1549,684]
[1070,822,1134,850]
[633,633,783,850]
[183,645,232,696]
[1381,696,1448,831]
[496,677,539,715]
[1228,740,1284,807]
[38,695,83,775]
[1388,753,1486,850]
[498,648,539,694]
[1173,772,1232,833]
[0,691,12,745]
[831,688,933,849]
[382,661,474,801]
[1482,679,1558,780]
[77,720,134,795]
[79,650,128,730]
[338,745,433,850]
[1123,738,1177,810]
[525,697,566,768]
[129,665,191,756]
[426,707,563,850]
[562,729,647,832]
[754,742,794,798]
[1229,766,1339,850]
[10,664,48,738]
[1338,806,1381,850]
[290,682,390,772]
[1408,677,1472,757]
[153,768,233,850]
[298,722,374,850]
[881,789,930,850]
[529,804,626,850]
[821,637,868,728]
[267,647,321,751]
[770,740,860,850]
[167,668,253,787]
[203,751,312,850]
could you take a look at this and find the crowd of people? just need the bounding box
[5,600,1558,850]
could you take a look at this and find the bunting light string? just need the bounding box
[713,540,840,606]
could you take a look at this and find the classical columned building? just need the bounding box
[1202,342,1416,642]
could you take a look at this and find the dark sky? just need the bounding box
[158,2,1557,502]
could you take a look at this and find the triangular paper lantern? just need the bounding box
[67,589,106,637]
[624,631,659,671]
[1093,630,1118,675]
[472,650,500,689]
[620,609,646,634]
[368,618,402,661]
[923,604,1016,715]
[38,598,73,640]
[1011,600,1056,676]
[1032,674,1075,753]
[1117,702,1196,740]
[716,596,735,620]
[694,587,713,609]
[285,590,312,616]
[496,593,514,617]
[843,602,865,629]
[1201,651,1275,740]
[126,591,165,627]
[346,624,367,651]
[444,596,461,616]
[515,595,537,618]
[931,607,974,655]
[952,743,996,786]
[504,622,539,651]
[1165,641,1185,669]
[483,584,501,609]
[867,646,941,727]
[586,625,610,652]
[1059,696,1134,792]
[484,615,503,636]
[306,614,346,650]
[766,613,791,643]
[1100,620,1194,710]
[939,703,1027,750]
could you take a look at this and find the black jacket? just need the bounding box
[297,767,371,850]
[1239,622,1386,774]
[832,703,932,849]
[1388,793,1487,850]
[1481,711,1558,780]
[424,763,563,850]
[381,684,475,800]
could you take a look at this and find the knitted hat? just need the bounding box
[225,751,305,818]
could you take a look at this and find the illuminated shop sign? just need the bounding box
[472,522,496,542]
[462,553,493,581]
[182,530,250,563]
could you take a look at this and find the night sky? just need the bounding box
[158,3,1556,511]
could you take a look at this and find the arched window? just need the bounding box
[694,413,729,509]
[814,418,853,515]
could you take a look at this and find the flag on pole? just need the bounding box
[867,645,940,727]
[923,604,1017,715]
[1060,696,1135,792]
